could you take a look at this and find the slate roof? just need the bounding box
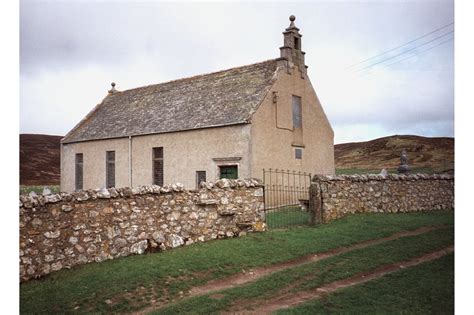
[62,59,282,143]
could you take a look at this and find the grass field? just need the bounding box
[20,211,454,314]
[277,253,454,314]
[335,167,436,175]
[156,226,453,314]
[19,185,60,195]
[265,205,311,229]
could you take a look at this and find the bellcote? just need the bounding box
[279,15,307,77]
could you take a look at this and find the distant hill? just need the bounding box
[20,134,62,185]
[19,134,454,186]
[335,135,454,173]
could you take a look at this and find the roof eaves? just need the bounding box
[61,121,251,144]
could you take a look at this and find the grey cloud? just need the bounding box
[21,2,160,73]
[20,1,454,143]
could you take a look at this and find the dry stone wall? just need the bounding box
[19,179,265,282]
[311,174,454,223]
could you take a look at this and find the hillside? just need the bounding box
[19,134,454,186]
[335,135,454,173]
[20,134,62,185]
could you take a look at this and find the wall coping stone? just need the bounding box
[19,178,264,210]
[312,173,454,183]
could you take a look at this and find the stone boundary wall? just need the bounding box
[19,179,265,282]
[310,174,454,223]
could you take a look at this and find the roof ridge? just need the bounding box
[63,57,283,143]
[117,58,281,94]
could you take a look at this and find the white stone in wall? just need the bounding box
[44,231,60,239]
[96,188,111,199]
[130,240,148,254]
[168,234,184,248]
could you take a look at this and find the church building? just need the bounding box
[60,16,335,192]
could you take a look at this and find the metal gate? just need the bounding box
[263,169,313,229]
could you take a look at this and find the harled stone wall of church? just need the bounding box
[250,63,335,177]
[60,124,252,192]
[20,179,265,282]
[61,137,130,192]
[130,124,252,189]
[310,174,454,223]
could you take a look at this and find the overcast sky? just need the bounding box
[20,0,454,144]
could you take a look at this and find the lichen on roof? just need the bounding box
[62,59,281,143]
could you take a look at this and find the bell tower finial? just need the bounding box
[287,15,297,30]
[279,15,307,77]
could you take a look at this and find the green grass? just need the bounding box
[265,206,311,229]
[20,185,60,195]
[336,167,435,175]
[20,211,454,314]
[155,226,453,314]
[278,253,454,314]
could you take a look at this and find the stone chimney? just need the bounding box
[279,15,307,77]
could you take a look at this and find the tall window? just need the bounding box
[75,153,83,191]
[196,171,206,188]
[153,147,164,186]
[106,151,115,188]
[292,95,302,129]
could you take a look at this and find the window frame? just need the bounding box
[219,165,238,179]
[106,150,115,188]
[152,147,164,186]
[292,95,302,129]
[295,148,303,160]
[196,170,207,188]
[75,153,83,191]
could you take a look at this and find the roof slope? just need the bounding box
[63,59,281,143]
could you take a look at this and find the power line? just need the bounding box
[346,22,454,69]
[356,37,454,77]
[356,30,454,72]
[384,37,454,68]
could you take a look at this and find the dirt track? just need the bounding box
[240,245,454,314]
[136,226,448,314]
[188,226,440,297]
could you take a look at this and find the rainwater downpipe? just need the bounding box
[129,136,133,187]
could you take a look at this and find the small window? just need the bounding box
[196,171,206,188]
[292,95,302,129]
[106,151,115,188]
[152,147,163,186]
[75,153,83,191]
[295,148,303,160]
[219,165,238,179]
[294,37,300,50]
